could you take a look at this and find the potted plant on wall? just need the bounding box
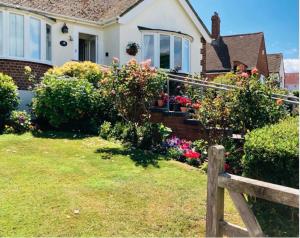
[157,92,169,107]
[126,42,140,56]
[175,96,191,112]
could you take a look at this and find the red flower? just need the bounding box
[224,163,230,172]
[175,96,191,106]
[184,150,201,159]
[180,142,191,150]
[192,103,201,110]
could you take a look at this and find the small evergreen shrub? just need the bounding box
[242,117,299,237]
[4,111,32,134]
[0,73,19,131]
[32,74,105,132]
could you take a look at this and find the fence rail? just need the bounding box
[206,145,299,237]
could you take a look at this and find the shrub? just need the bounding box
[101,59,167,124]
[4,111,32,134]
[32,74,106,132]
[213,72,240,85]
[242,117,299,237]
[47,61,106,87]
[99,121,112,140]
[0,73,19,130]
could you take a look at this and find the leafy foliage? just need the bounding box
[0,73,19,130]
[32,74,107,132]
[4,110,32,134]
[101,59,167,124]
[242,117,299,237]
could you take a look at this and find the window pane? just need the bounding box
[143,35,154,66]
[174,37,182,71]
[160,35,170,69]
[182,39,190,72]
[46,24,52,61]
[30,18,41,60]
[0,12,2,55]
[9,13,24,57]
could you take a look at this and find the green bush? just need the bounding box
[0,73,19,130]
[99,121,112,140]
[4,111,32,134]
[242,117,299,237]
[32,74,110,132]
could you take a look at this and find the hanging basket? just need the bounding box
[126,42,140,56]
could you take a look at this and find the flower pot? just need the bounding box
[157,100,164,107]
[180,107,188,113]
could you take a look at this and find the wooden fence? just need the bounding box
[206,145,299,237]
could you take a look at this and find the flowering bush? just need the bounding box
[47,61,107,87]
[4,111,32,134]
[165,137,208,167]
[0,73,19,131]
[101,59,167,124]
[175,96,191,107]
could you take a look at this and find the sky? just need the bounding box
[190,0,299,72]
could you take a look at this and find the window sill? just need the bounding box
[0,56,53,66]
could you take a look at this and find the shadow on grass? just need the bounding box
[95,147,162,168]
[31,130,93,140]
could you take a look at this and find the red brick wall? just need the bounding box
[201,37,207,76]
[257,36,269,77]
[0,59,52,90]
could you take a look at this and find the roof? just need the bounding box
[0,0,142,22]
[0,0,211,37]
[206,32,264,72]
[267,53,283,73]
[285,73,299,85]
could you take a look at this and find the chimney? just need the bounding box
[211,12,221,39]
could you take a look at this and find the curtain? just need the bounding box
[9,13,24,57]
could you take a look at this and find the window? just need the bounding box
[160,35,170,69]
[143,33,191,73]
[143,35,154,65]
[29,18,41,60]
[46,24,52,61]
[9,13,24,57]
[174,37,182,70]
[182,39,190,72]
[0,12,3,55]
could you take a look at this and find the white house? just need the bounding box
[0,0,212,91]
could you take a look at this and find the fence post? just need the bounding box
[206,145,225,237]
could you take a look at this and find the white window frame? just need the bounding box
[142,31,191,73]
[0,8,53,65]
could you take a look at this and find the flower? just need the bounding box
[224,163,230,172]
[184,150,201,159]
[141,59,152,68]
[276,99,284,106]
[175,96,191,107]
[241,72,249,78]
[24,66,32,73]
[251,67,258,75]
[192,103,201,110]
[112,57,119,64]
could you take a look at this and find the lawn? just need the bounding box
[0,132,243,237]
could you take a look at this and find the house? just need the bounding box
[205,13,269,79]
[0,0,212,90]
[284,73,299,91]
[267,53,285,88]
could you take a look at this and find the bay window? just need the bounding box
[0,10,52,63]
[143,35,154,66]
[29,17,41,60]
[143,32,191,73]
[9,13,24,57]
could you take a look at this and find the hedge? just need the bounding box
[242,117,299,237]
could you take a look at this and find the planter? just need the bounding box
[180,107,188,113]
[157,100,164,107]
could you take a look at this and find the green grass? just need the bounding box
[0,132,243,236]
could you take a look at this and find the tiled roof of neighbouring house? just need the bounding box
[206,32,264,72]
[285,73,299,85]
[267,53,283,73]
[0,0,142,22]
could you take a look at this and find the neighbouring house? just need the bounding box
[285,73,299,91]
[205,12,269,80]
[267,53,285,88]
[0,0,212,90]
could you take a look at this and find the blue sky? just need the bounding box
[190,0,299,64]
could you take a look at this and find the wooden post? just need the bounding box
[206,145,225,237]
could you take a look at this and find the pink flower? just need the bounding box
[112,57,119,64]
[140,59,152,68]
[241,72,249,78]
[184,150,201,159]
[128,58,137,65]
[251,67,258,75]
